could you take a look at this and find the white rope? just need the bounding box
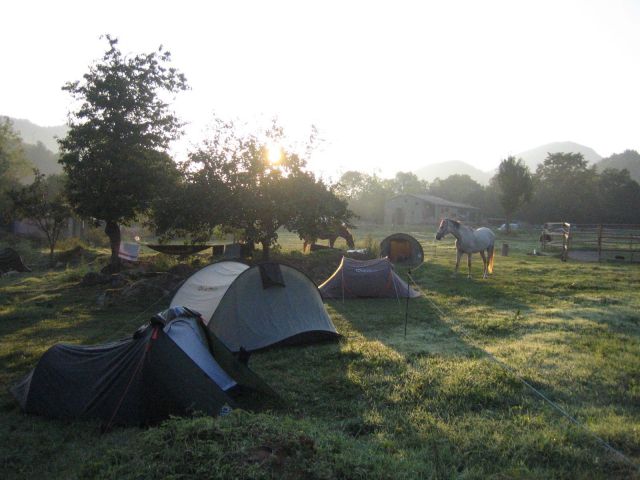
[406,272,639,472]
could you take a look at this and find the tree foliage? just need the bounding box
[595,168,640,224]
[522,152,598,223]
[23,141,61,176]
[597,149,640,183]
[391,172,427,195]
[151,118,351,259]
[10,171,71,264]
[58,35,187,270]
[428,174,484,205]
[494,156,533,232]
[334,171,392,224]
[0,118,31,221]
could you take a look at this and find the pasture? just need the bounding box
[1,226,639,479]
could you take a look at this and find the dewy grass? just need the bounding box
[1,228,639,479]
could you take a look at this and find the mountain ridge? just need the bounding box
[414,141,605,185]
[1,116,67,153]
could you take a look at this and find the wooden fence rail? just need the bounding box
[541,223,640,262]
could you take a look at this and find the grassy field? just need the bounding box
[1,226,639,479]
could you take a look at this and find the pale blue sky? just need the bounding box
[2,0,639,179]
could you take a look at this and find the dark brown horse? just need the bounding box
[303,224,355,252]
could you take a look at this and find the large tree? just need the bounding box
[156,118,351,259]
[428,174,484,205]
[596,168,640,224]
[58,35,187,271]
[334,171,392,224]
[523,152,598,223]
[10,171,71,265]
[494,156,533,233]
[391,171,427,195]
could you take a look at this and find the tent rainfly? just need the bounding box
[170,261,339,352]
[11,307,277,427]
[319,257,421,299]
[379,233,424,267]
[0,247,31,273]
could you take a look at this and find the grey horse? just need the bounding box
[435,218,495,279]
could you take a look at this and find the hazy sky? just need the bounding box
[2,0,640,179]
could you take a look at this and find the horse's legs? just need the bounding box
[453,250,462,276]
[479,250,487,279]
[467,253,472,278]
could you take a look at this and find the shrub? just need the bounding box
[359,234,380,258]
[84,226,110,248]
[56,236,88,251]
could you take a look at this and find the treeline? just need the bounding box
[337,150,640,225]
[3,36,354,271]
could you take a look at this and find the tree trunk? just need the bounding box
[49,244,55,267]
[261,240,270,261]
[105,220,122,272]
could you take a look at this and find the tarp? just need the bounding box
[118,242,140,262]
[319,257,420,299]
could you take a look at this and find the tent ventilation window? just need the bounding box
[259,263,286,289]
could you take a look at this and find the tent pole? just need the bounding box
[404,269,411,338]
[341,257,345,303]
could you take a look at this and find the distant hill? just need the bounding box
[514,141,602,172]
[2,116,65,176]
[596,149,640,183]
[2,116,67,153]
[414,161,493,185]
[22,141,62,176]
[413,142,604,185]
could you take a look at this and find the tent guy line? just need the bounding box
[406,272,639,472]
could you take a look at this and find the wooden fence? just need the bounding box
[540,223,640,262]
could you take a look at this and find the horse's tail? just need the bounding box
[488,243,495,274]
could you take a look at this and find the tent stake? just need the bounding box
[404,268,411,338]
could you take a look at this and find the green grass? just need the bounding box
[1,228,639,479]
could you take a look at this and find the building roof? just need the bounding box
[388,193,479,210]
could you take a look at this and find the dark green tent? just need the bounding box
[11,307,276,428]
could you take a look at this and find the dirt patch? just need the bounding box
[94,263,194,307]
[245,435,316,478]
[568,250,600,262]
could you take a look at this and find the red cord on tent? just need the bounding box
[102,326,158,433]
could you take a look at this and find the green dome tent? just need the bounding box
[171,261,339,352]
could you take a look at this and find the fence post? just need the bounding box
[597,224,603,262]
[561,223,570,262]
